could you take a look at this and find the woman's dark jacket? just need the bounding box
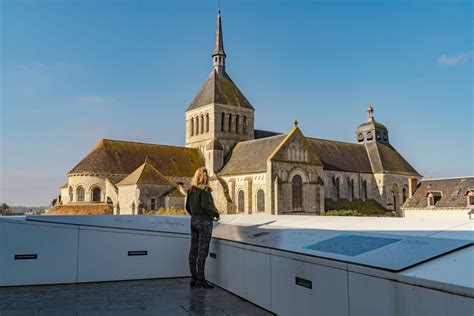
[185,186,220,218]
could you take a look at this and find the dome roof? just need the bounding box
[356,120,388,133]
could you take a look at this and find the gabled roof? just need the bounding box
[366,142,421,177]
[219,134,286,176]
[307,138,373,173]
[187,70,254,111]
[268,124,322,166]
[224,127,420,177]
[404,177,474,209]
[69,139,204,178]
[117,160,173,186]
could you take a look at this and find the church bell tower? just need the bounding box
[185,10,255,174]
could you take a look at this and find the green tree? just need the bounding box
[0,203,11,216]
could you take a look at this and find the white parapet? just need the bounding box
[0,214,473,316]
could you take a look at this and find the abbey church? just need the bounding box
[52,12,421,216]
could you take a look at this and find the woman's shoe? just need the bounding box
[197,279,214,289]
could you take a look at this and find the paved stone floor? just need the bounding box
[0,278,273,316]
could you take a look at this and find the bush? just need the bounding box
[324,209,364,216]
[142,207,188,216]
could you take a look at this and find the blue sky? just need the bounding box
[1,0,472,206]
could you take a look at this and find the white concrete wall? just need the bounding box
[403,208,473,220]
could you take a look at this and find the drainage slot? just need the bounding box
[295,277,312,289]
[15,254,38,260]
[128,251,148,256]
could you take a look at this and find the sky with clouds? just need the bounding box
[1,0,472,206]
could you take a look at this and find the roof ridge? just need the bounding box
[306,136,361,146]
[102,138,194,151]
[421,176,474,182]
[236,133,286,145]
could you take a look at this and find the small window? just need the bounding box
[206,114,210,133]
[228,114,232,133]
[190,119,194,136]
[238,190,245,213]
[334,177,341,199]
[427,191,442,207]
[357,133,364,142]
[236,114,240,134]
[221,113,225,132]
[92,187,101,202]
[256,189,265,212]
[151,198,156,210]
[468,195,474,207]
[76,186,85,202]
[366,132,373,141]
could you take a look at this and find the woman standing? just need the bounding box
[185,167,220,289]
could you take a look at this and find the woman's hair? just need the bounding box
[191,167,209,188]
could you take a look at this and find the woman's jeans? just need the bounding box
[189,215,213,281]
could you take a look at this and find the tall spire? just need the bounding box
[212,10,226,73]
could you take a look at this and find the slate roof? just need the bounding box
[187,70,254,111]
[69,139,204,178]
[370,142,420,176]
[163,187,185,198]
[117,160,173,186]
[219,134,286,175]
[254,129,282,139]
[307,138,373,173]
[220,131,420,177]
[403,177,474,209]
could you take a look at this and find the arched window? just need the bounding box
[190,119,194,136]
[362,180,368,200]
[243,116,247,134]
[256,189,265,212]
[335,177,341,199]
[200,115,204,134]
[92,187,101,202]
[236,114,240,134]
[349,179,355,200]
[366,132,373,141]
[195,117,199,135]
[228,114,232,133]
[402,187,407,203]
[221,113,225,132]
[68,187,73,202]
[76,186,85,202]
[205,114,210,133]
[357,133,364,143]
[292,175,303,210]
[238,190,245,213]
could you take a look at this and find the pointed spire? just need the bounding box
[212,10,226,73]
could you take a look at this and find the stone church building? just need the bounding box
[52,12,421,216]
